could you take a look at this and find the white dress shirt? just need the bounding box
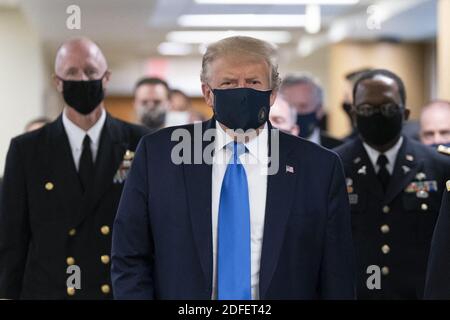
[211,121,269,300]
[362,136,404,175]
[306,127,321,145]
[62,108,106,171]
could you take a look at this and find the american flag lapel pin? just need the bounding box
[286,165,294,174]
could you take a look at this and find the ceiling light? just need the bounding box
[194,0,359,5]
[178,14,306,28]
[167,30,292,44]
[305,5,321,34]
[157,42,192,56]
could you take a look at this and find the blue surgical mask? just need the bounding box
[296,111,319,138]
[212,87,272,131]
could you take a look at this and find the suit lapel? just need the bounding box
[70,115,127,228]
[384,138,422,204]
[49,117,83,220]
[182,119,214,292]
[259,126,297,299]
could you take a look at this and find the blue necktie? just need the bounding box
[218,142,251,300]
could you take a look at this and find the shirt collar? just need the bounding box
[214,120,268,163]
[363,136,404,171]
[306,127,321,144]
[62,108,106,151]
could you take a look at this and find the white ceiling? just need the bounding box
[10,0,437,96]
[17,0,437,60]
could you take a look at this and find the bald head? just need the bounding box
[54,37,108,80]
[420,100,450,146]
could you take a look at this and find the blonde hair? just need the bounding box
[200,36,280,90]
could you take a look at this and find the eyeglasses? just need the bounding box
[355,102,404,117]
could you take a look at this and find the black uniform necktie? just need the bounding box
[377,154,390,192]
[79,135,94,192]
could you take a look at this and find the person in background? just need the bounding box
[269,96,299,136]
[168,89,204,126]
[111,36,355,300]
[334,69,450,299]
[0,37,148,299]
[419,100,450,147]
[133,77,170,133]
[280,73,342,149]
[25,117,51,133]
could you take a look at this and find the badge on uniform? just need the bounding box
[346,177,358,204]
[113,150,135,184]
[405,174,438,199]
[357,165,367,175]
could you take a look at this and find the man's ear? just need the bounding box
[291,124,300,137]
[404,108,410,121]
[269,90,277,107]
[53,74,63,93]
[350,104,358,127]
[201,83,214,107]
[316,106,325,120]
[102,70,111,89]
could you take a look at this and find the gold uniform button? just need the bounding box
[67,287,76,296]
[101,255,110,264]
[382,206,390,214]
[101,284,110,294]
[382,244,391,255]
[421,203,428,211]
[66,257,75,266]
[380,224,390,234]
[382,266,390,276]
[45,182,54,191]
[68,228,76,236]
[101,225,110,235]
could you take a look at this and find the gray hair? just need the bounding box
[280,73,324,108]
[200,36,281,90]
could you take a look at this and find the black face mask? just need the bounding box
[356,112,403,146]
[296,111,318,138]
[60,76,105,115]
[212,87,272,131]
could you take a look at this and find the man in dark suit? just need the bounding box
[279,73,342,149]
[0,178,2,214]
[424,145,450,299]
[334,69,450,299]
[111,36,355,300]
[0,37,148,299]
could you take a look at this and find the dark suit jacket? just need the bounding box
[320,132,343,149]
[424,179,450,299]
[111,118,355,300]
[334,137,450,299]
[0,178,3,215]
[0,114,148,299]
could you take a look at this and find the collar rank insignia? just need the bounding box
[357,165,367,175]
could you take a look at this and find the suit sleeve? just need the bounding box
[424,193,450,299]
[320,155,356,299]
[111,139,155,299]
[0,139,30,299]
